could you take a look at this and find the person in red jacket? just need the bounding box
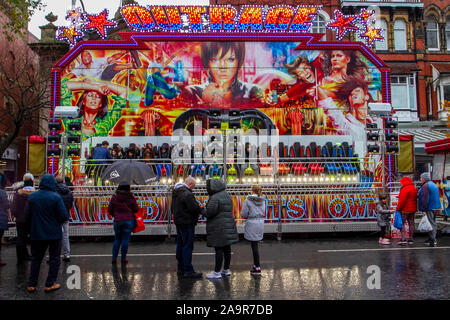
[395,176,418,245]
[108,181,139,264]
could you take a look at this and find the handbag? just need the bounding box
[418,215,433,232]
[133,212,145,233]
[393,211,403,230]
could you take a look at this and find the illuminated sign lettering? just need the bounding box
[57,5,384,47]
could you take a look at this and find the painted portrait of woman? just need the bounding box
[181,42,264,109]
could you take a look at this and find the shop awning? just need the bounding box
[398,129,448,144]
[386,62,421,74]
[425,138,450,154]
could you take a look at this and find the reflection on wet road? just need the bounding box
[0,236,449,300]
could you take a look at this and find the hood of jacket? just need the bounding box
[172,183,191,197]
[247,194,265,204]
[113,190,134,202]
[400,176,414,187]
[39,174,56,191]
[55,183,70,195]
[206,178,225,196]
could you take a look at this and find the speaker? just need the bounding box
[385,120,398,129]
[48,122,62,131]
[47,135,61,144]
[367,132,379,141]
[367,145,380,153]
[386,133,398,141]
[366,123,378,129]
[47,148,61,156]
[67,135,81,144]
[68,148,81,157]
[386,145,399,153]
[68,122,82,131]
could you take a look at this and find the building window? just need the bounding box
[311,14,326,40]
[426,20,440,50]
[375,19,388,51]
[391,75,417,110]
[446,21,450,51]
[394,20,407,51]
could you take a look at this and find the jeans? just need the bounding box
[214,245,231,272]
[61,221,70,258]
[250,241,260,267]
[426,210,438,242]
[15,222,31,261]
[28,240,62,287]
[208,164,223,178]
[400,212,415,241]
[176,224,195,274]
[112,220,134,261]
[190,164,206,179]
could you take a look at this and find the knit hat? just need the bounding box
[23,172,34,181]
[420,172,431,181]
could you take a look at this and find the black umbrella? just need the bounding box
[101,160,156,185]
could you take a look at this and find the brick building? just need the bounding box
[0,11,40,184]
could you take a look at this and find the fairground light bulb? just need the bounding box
[353,176,358,182]
[162,178,167,184]
[196,178,200,184]
[264,178,268,183]
[303,177,307,182]
[168,178,172,184]
[287,177,291,182]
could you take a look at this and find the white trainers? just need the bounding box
[206,271,222,279]
[221,269,231,276]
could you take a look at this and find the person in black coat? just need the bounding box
[25,174,68,293]
[171,176,204,278]
[56,176,74,262]
[11,173,36,264]
[205,178,238,279]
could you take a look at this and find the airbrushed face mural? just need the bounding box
[59,41,383,139]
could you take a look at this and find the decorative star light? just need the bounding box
[359,23,384,46]
[83,9,117,39]
[66,7,83,24]
[57,25,83,46]
[359,8,374,23]
[326,10,360,40]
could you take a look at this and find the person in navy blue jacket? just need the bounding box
[25,174,68,293]
[418,172,442,247]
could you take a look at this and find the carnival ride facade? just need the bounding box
[11,5,401,236]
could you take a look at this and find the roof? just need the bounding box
[386,62,421,74]
[432,63,450,74]
[398,128,449,144]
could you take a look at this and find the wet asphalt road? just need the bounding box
[0,234,449,300]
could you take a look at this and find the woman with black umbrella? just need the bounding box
[108,181,139,264]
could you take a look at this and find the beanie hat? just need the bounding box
[420,172,431,181]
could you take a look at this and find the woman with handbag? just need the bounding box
[240,185,266,275]
[395,176,418,245]
[108,181,139,264]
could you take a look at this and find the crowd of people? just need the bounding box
[0,169,446,291]
[376,172,442,247]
